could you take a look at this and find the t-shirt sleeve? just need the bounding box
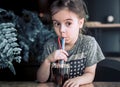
[85,37,105,67]
[40,38,57,63]
[40,43,50,62]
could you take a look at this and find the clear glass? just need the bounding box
[51,62,70,87]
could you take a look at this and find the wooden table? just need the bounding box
[0,81,120,87]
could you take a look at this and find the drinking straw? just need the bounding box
[57,37,65,49]
[58,37,62,49]
[60,37,65,65]
[57,37,65,65]
[62,38,65,50]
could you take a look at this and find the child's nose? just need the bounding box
[60,25,66,33]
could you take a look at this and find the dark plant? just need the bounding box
[0,8,56,74]
[16,10,56,62]
[0,23,22,75]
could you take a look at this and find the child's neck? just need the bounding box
[65,43,75,51]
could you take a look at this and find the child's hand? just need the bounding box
[47,49,68,63]
[63,77,80,87]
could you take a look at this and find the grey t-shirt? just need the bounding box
[41,34,105,78]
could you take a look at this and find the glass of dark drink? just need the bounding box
[51,63,70,87]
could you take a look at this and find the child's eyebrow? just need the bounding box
[52,19,72,22]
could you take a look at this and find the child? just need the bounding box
[37,0,105,86]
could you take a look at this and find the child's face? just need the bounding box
[52,8,84,45]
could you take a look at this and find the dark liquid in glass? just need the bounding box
[52,67,69,87]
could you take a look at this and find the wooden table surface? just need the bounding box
[0,81,120,87]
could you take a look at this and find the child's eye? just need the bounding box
[66,22,72,27]
[53,22,60,28]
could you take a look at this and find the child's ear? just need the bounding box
[79,18,84,28]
